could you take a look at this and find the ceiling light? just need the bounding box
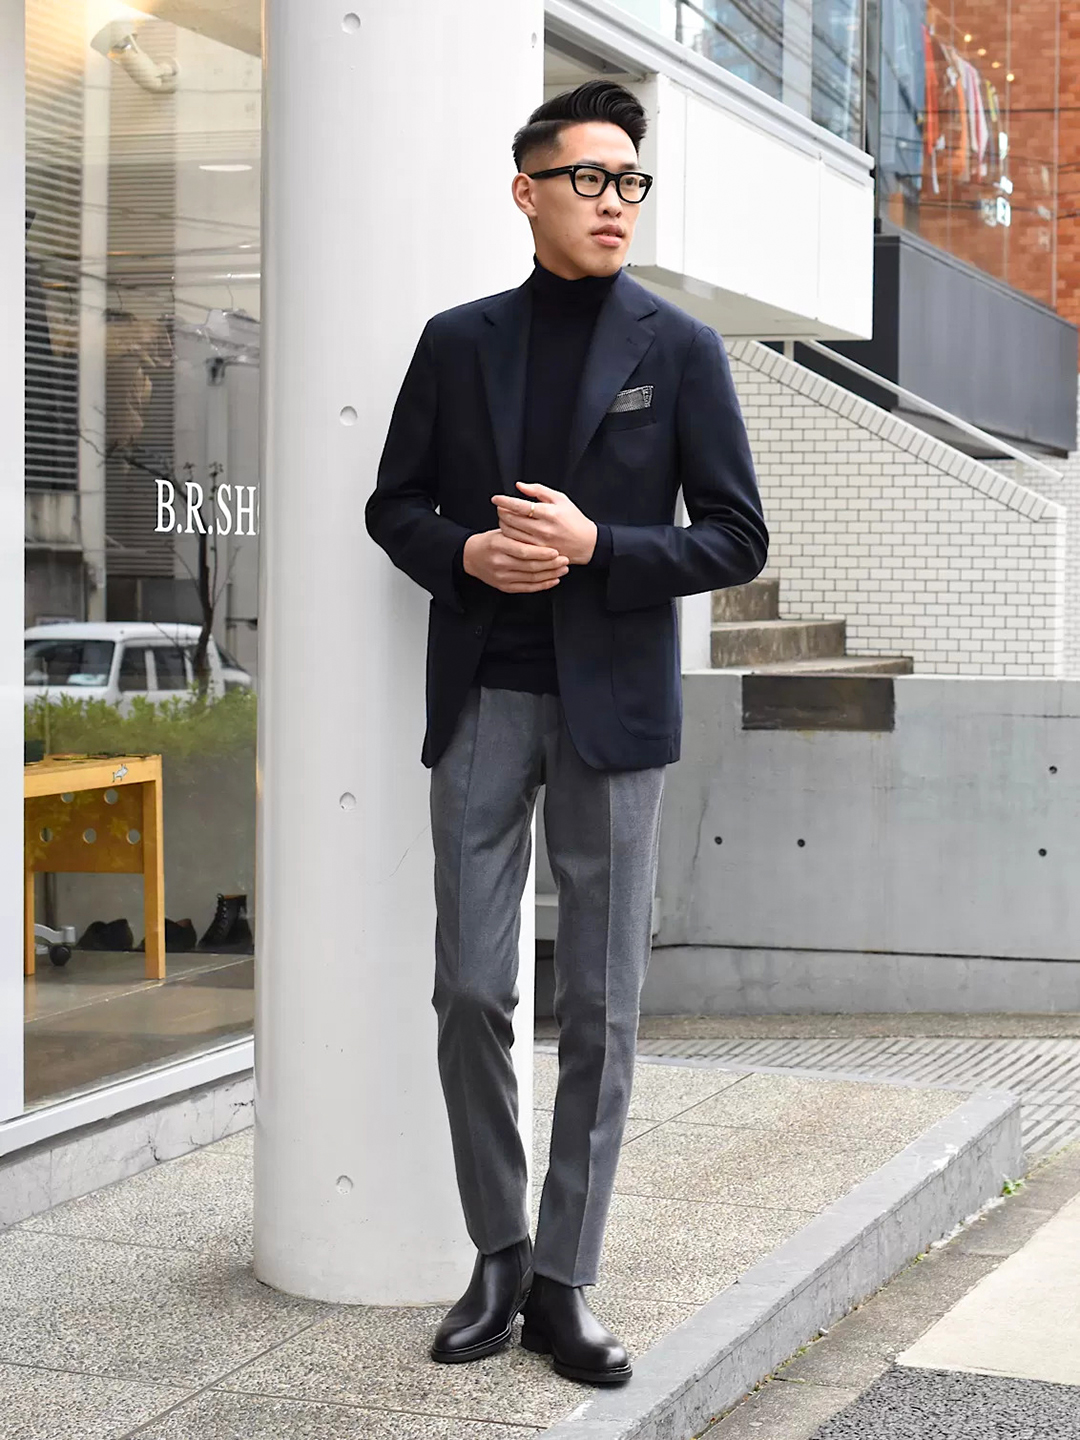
[199,163,253,172]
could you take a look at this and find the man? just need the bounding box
[365,80,767,1386]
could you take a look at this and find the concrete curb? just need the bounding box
[539,1088,1023,1440]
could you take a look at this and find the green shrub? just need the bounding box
[25,688,257,764]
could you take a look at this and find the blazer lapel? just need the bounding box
[564,270,659,484]
[478,281,531,494]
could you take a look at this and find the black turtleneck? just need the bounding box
[456,257,615,695]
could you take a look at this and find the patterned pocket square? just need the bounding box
[607,385,653,414]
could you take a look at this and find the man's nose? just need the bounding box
[598,180,623,216]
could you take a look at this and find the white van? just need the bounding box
[24,622,253,713]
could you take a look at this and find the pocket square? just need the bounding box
[607,385,653,414]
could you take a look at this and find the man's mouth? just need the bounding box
[592,226,625,247]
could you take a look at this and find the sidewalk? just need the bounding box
[706,1141,1080,1439]
[0,1047,993,1440]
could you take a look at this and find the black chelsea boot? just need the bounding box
[429,1236,534,1363]
[520,1271,632,1383]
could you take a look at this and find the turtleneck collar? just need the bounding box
[528,255,619,311]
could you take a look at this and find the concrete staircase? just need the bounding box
[712,577,914,675]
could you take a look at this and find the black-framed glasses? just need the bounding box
[526,163,654,204]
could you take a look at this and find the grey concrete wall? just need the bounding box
[641,672,1080,1014]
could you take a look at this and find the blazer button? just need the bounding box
[473,625,484,637]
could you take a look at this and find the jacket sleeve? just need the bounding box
[602,324,768,612]
[364,319,475,614]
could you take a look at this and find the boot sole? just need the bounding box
[520,1326,633,1384]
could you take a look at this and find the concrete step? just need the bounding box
[711,618,846,668]
[712,577,780,623]
[743,654,915,676]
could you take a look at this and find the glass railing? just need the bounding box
[612,0,866,147]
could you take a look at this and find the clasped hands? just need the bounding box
[462,482,598,594]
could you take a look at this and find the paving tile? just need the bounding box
[612,1122,901,1210]
[898,1191,1080,1385]
[597,1191,813,1304]
[705,1377,861,1439]
[0,1360,189,1440]
[136,1388,543,1438]
[0,1230,327,1387]
[18,1148,252,1257]
[532,1050,744,1121]
[215,1303,588,1429]
[680,1074,963,1141]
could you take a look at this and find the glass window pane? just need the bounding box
[24,639,113,686]
[117,645,149,692]
[24,0,259,1111]
[151,646,189,690]
[876,0,1059,307]
[607,0,865,143]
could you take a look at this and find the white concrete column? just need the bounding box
[0,0,26,1122]
[254,0,543,1303]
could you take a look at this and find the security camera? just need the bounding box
[90,20,179,93]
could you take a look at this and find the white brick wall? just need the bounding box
[728,340,1066,676]
[984,392,1080,676]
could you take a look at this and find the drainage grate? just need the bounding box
[633,1035,1080,1162]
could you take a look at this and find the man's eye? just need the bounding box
[578,170,602,184]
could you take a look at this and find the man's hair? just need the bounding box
[512,80,647,173]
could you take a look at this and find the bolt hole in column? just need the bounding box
[1049,765,1058,774]
[713,836,723,845]
[127,829,141,845]
[339,405,357,425]
[1039,848,1048,857]
[341,12,360,33]
[83,828,96,844]
[60,791,73,803]
[39,827,52,843]
[797,838,806,847]
[104,788,118,804]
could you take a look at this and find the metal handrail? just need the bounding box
[799,338,1064,485]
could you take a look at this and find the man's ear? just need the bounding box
[511,173,539,219]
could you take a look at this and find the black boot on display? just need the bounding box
[429,1236,534,1364]
[198,893,254,953]
[520,1272,632,1384]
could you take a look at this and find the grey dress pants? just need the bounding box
[429,685,665,1288]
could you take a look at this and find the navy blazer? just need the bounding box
[364,267,768,771]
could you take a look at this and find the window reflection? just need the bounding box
[878,0,1058,306]
[23,0,260,1109]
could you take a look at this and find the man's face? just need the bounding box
[513,121,645,279]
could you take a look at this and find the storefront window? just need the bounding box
[612,0,866,147]
[23,0,260,1107]
[877,0,1060,306]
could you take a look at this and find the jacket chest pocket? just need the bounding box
[601,407,656,433]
